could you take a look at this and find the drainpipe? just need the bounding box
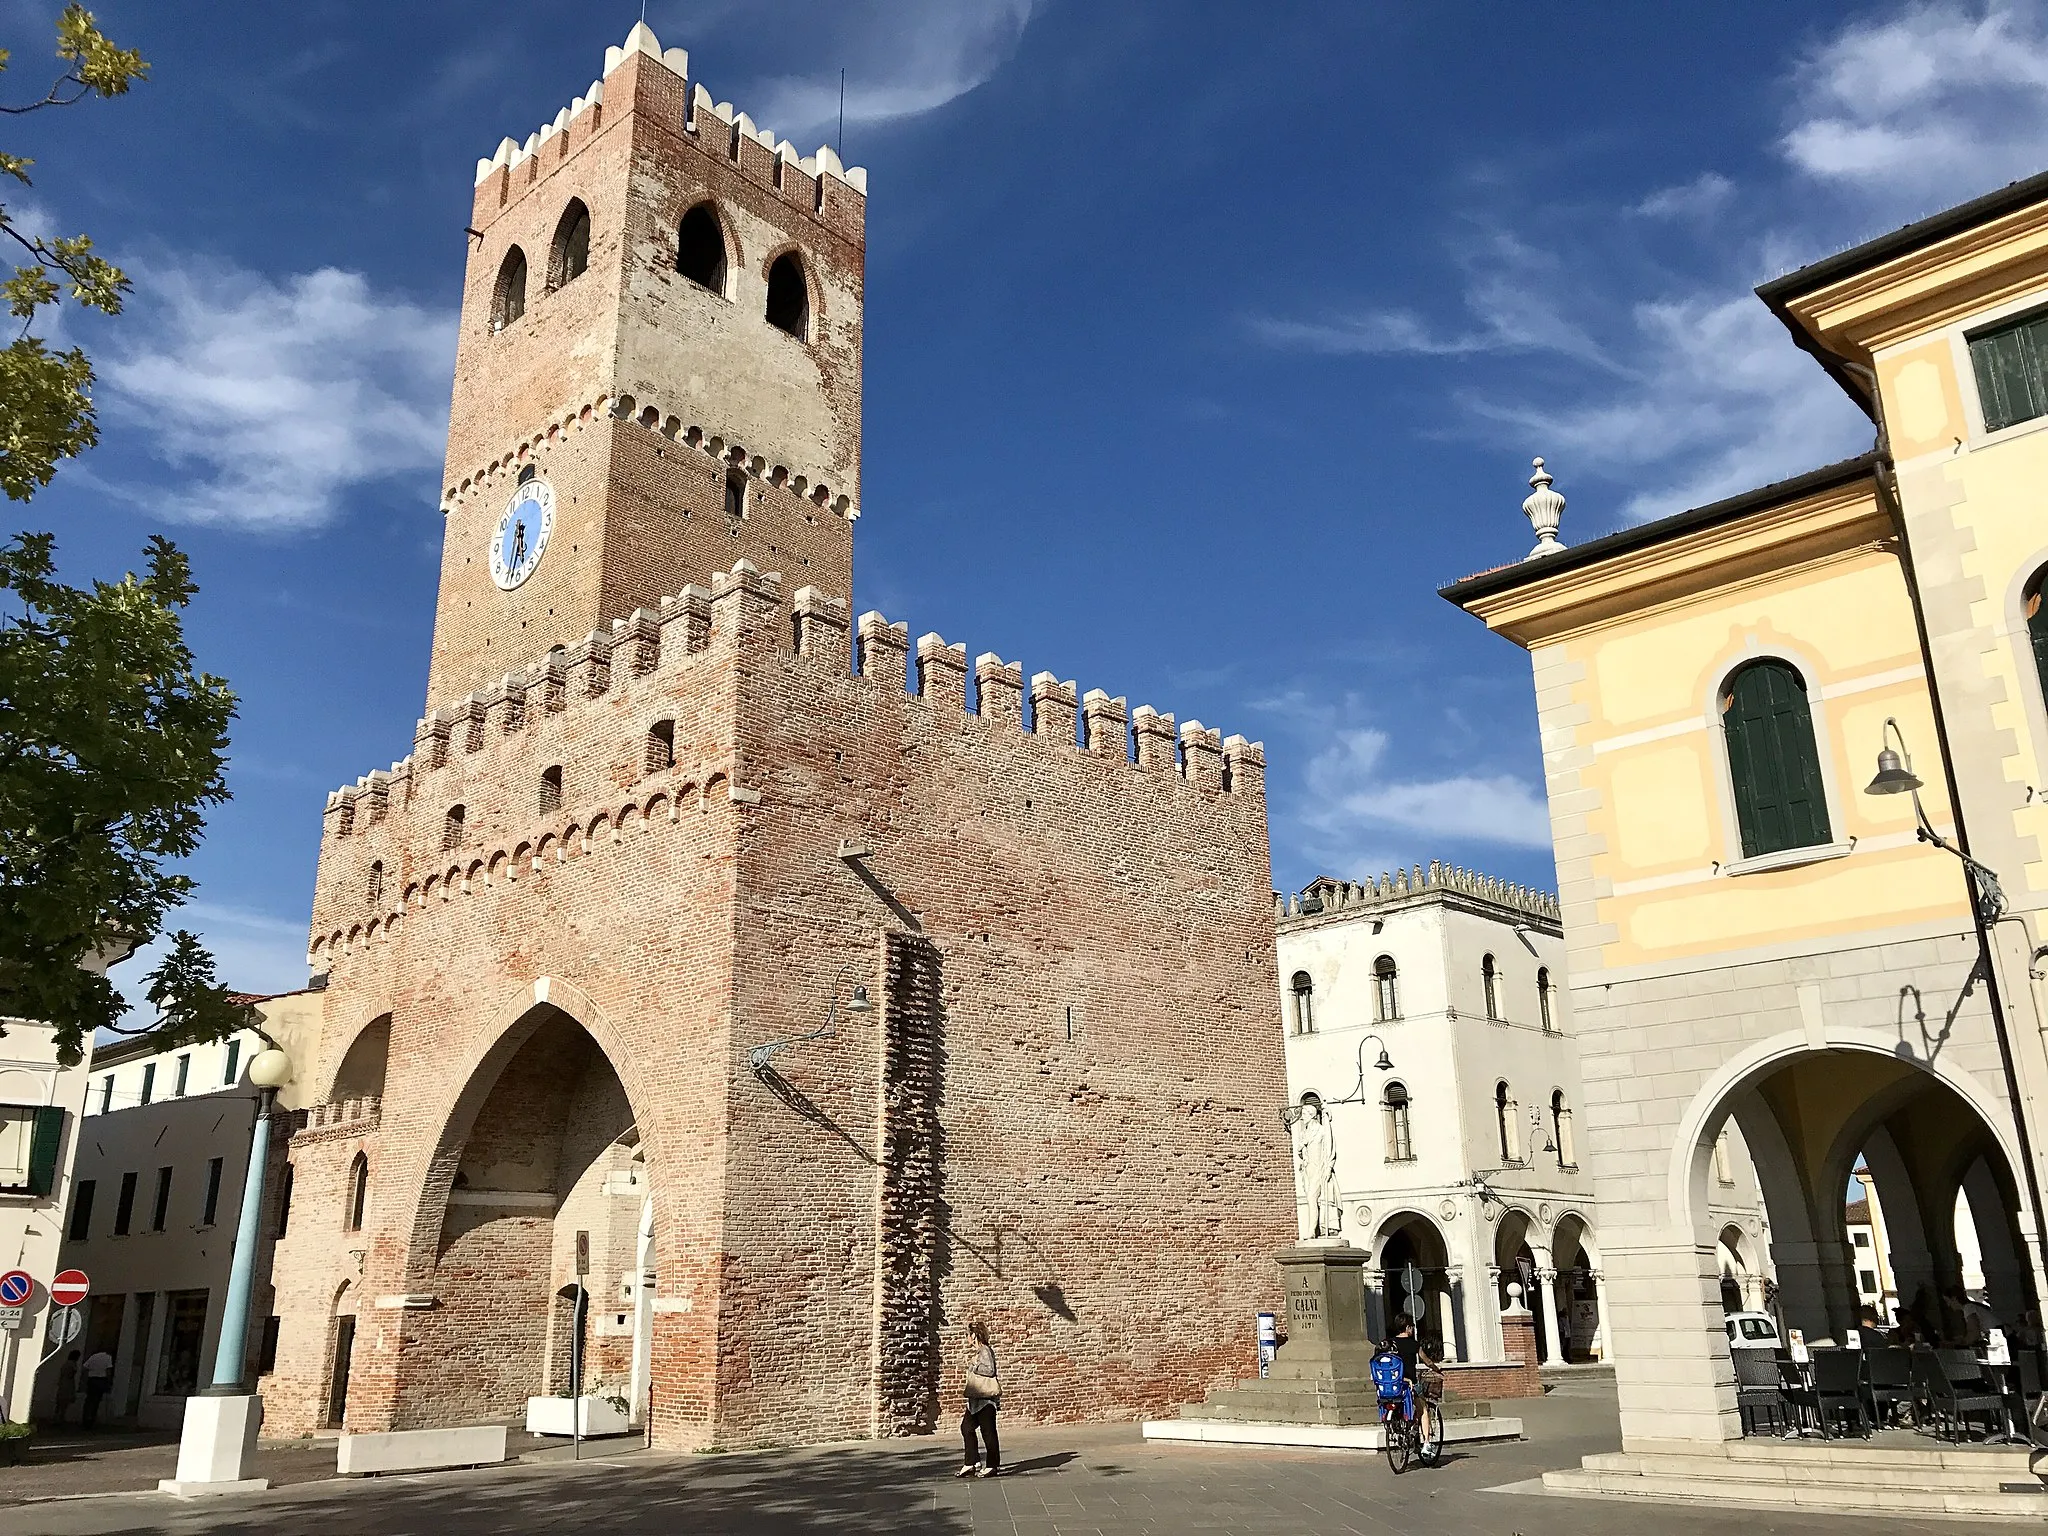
[1864,406,2048,1305]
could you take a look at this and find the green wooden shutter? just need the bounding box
[24,1105,64,1197]
[1725,662,1831,858]
[1970,313,2048,433]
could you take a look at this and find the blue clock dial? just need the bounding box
[490,479,555,590]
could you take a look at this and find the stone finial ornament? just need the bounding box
[1522,456,1566,560]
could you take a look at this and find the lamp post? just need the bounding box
[1863,719,2048,1307]
[160,1044,291,1497]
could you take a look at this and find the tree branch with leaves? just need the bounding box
[0,10,250,1061]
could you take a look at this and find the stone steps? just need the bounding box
[1545,1445,2048,1520]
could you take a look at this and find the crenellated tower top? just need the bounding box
[429,22,868,712]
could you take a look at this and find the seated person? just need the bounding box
[1856,1305,1892,1348]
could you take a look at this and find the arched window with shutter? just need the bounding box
[1383,1081,1413,1161]
[1496,1080,1520,1163]
[1721,659,1831,858]
[1481,953,1500,1020]
[1289,971,1314,1036]
[1551,1088,1575,1168]
[1537,967,1555,1033]
[1373,955,1399,1022]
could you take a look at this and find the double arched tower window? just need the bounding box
[677,203,727,294]
[492,248,526,332]
[1721,658,1831,859]
[766,251,809,340]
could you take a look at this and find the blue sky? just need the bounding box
[8,0,2044,1000]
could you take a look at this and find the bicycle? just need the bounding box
[1370,1350,1445,1473]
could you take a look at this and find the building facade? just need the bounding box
[1443,171,2048,1447]
[261,23,1293,1450]
[0,1019,92,1425]
[32,992,322,1428]
[1275,864,1770,1369]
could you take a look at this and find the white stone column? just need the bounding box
[1532,1249,1561,1366]
[1590,1269,1612,1362]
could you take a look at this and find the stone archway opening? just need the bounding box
[1552,1212,1605,1363]
[1691,1046,2037,1354]
[1371,1212,1462,1359]
[403,1005,652,1429]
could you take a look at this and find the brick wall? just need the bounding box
[1440,1309,1542,1400]
[271,565,1292,1449]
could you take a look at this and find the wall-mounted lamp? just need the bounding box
[746,967,871,1077]
[1864,717,2006,920]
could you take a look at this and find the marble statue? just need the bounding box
[1282,1091,1341,1239]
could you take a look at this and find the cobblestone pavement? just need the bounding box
[2,1380,1977,1534]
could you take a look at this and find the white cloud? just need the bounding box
[1297,729,1553,872]
[97,260,455,533]
[1634,172,1735,220]
[1248,230,1617,370]
[1783,1,2048,201]
[729,0,1037,146]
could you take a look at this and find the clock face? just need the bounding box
[490,479,555,590]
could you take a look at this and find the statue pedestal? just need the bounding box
[1151,1242,1522,1446]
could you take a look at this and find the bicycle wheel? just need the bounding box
[1415,1400,1445,1464]
[1383,1405,1412,1474]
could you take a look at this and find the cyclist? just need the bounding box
[1380,1313,1444,1452]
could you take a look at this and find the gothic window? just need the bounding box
[1383,1082,1413,1162]
[442,804,465,852]
[765,251,808,340]
[345,1152,369,1232]
[677,203,727,294]
[1289,971,1314,1036]
[1722,659,1831,858]
[724,469,747,520]
[1537,967,1555,1033]
[550,199,591,290]
[1482,953,1500,1020]
[366,860,383,910]
[1551,1088,1575,1168]
[1373,955,1399,1021]
[646,719,675,775]
[2025,566,2048,719]
[491,247,526,331]
[540,765,563,815]
[1496,1080,1520,1164]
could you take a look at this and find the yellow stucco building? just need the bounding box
[1446,171,2048,1477]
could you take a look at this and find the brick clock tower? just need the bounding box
[429,22,864,705]
[266,24,1292,1452]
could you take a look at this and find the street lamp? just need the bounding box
[1864,717,2006,919]
[160,1043,291,1496]
[746,968,871,1077]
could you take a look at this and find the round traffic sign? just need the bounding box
[49,1269,88,1308]
[0,1270,30,1306]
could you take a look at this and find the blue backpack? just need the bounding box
[1369,1349,1408,1402]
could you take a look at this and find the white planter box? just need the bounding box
[524,1395,629,1437]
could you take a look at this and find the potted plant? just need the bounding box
[524,1384,630,1437]
[0,1420,34,1466]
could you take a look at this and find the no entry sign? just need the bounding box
[0,1270,30,1307]
[49,1270,88,1307]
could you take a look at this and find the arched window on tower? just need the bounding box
[1721,658,1831,858]
[550,200,591,290]
[1496,1080,1521,1163]
[1289,971,1315,1035]
[1551,1089,1575,1169]
[1537,967,1555,1033]
[540,765,563,815]
[724,469,747,520]
[646,719,675,775]
[345,1152,369,1232]
[366,860,383,910]
[442,804,465,852]
[491,247,526,332]
[1373,955,1400,1021]
[677,203,727,294]
[765,251,808,339]
[1482,953,1501,1020]
[1383,1081,1414,1162]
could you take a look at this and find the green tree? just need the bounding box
[0,9,248,1061]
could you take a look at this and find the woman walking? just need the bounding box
[958,1321,1001,1478]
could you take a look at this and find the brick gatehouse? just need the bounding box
[258,24,1292,1450]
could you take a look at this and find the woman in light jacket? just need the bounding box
[958,1320,1001,1478]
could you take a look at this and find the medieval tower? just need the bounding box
[261,24,1293,1449]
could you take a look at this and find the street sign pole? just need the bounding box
[573,1230,589,1463]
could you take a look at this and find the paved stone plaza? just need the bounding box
[2,1379,1985,1535]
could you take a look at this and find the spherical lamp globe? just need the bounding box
[248,1047,293,1090]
